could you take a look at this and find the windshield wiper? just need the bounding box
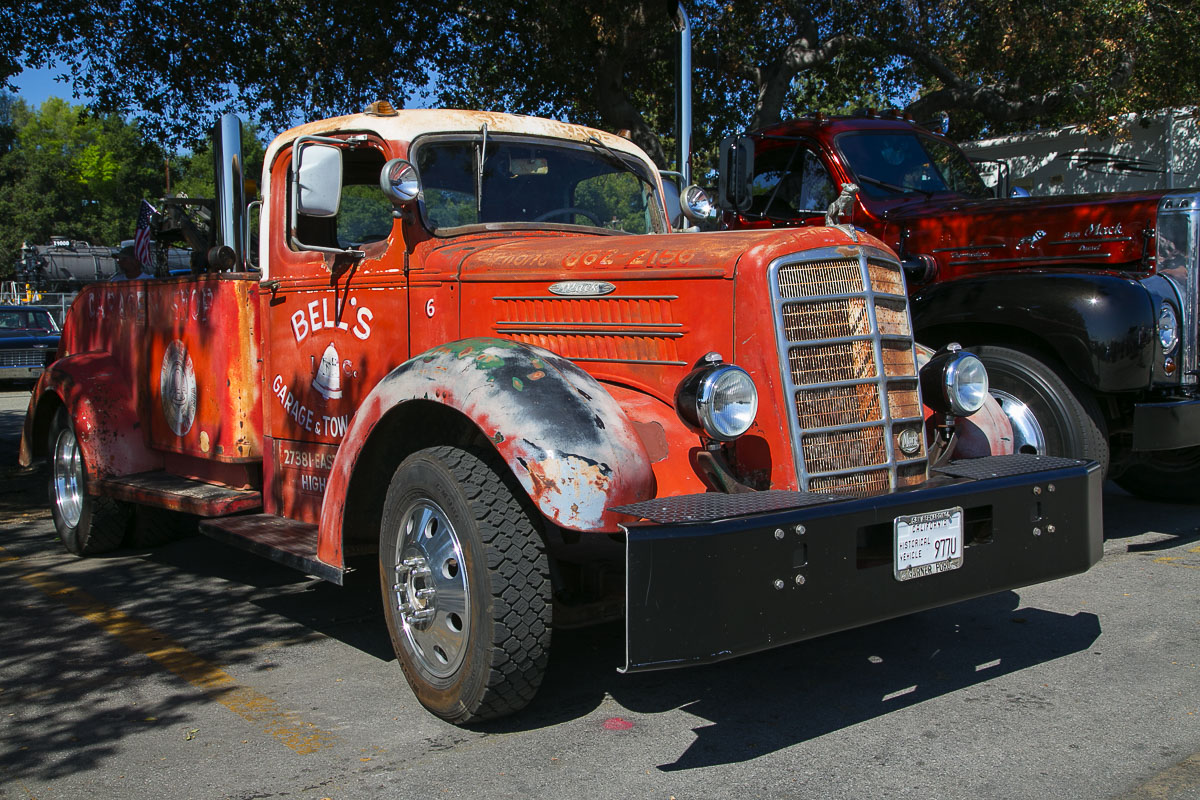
[584,135,653,189]
[476,123,488,215]
[857,174,934,200]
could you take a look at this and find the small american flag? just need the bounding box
[134,199,157,269]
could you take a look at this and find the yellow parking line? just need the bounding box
[19,570,335,754]
[1112,749,1200,800]
[1148,543,1200,570]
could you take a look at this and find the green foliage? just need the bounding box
[0,93,167,277]
[2,0,451,150]
[2,0,1196,201]
[171,123,267,200]
[337,185,395,246]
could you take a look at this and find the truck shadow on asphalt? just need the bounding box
[527,594,1101,771]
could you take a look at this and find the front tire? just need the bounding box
[974,345,1110,474]
[48,407,131,555]
[1114,447,1200,502]
[379,446,551,724]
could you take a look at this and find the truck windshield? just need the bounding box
[413,134,667,235]
[837,132,991,200]
[0,308,57,331]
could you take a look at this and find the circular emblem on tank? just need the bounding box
[160,340,197,436]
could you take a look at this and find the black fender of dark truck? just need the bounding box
[911,271,1157,394]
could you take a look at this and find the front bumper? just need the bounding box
[1132,397,1200,450]
[616,454,1102,672]
[0,364,46,380]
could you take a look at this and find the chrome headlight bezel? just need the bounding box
[920,347,989,417]
[1158,302,1180,353]
[676,362,759,441]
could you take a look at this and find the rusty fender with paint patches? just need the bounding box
[320,338,654,548]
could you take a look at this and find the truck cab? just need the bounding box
[719,112,1200,500]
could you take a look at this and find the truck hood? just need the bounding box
[883,190,1164,276]
[421,227,880,282]
[0,329,60,348]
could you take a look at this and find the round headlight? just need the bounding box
[1158,302,1179,353]
[698,366,758,441]
[677,362,759,441]
[945,354,989,415]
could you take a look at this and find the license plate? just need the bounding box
[894,507,964,581]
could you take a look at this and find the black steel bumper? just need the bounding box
[615,454,1102,672]
[1132,397,1200,450]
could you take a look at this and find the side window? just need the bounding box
[291,143,392,251]
[750,145,836,217]
[337,185,394,248]
[794,151,837,212]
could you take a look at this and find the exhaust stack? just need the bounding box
[213,113,246,270]
[674,3,691,187]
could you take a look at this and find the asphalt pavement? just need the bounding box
[0,385,1196,800]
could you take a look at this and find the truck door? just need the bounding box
[262,134,409,522]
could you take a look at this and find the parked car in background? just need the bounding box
[0,305,61,384]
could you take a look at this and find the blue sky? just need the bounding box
[9,64,88,107]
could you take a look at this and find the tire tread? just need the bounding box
[392,446,551,723]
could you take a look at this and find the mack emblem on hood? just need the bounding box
[548,281,616,297]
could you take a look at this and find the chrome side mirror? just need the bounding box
[380,158,421,205]
[296,143,343,217]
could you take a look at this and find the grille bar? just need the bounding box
[770,247,928,495]
[0,349,52,368]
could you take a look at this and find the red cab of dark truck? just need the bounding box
[718,112,1200,500]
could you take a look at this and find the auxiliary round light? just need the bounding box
[676,361,759,442]
[944,354,989,415]
[1158,302,1179,353]
[920,346,989,417]
[699,366,758,441]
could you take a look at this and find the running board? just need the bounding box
[199,514,344,585]
[96,471,262,517]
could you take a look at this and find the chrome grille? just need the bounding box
[0,348,51,368]
[1156,194,1200,385]
[770,248,927,495]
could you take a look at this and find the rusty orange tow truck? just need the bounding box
[20,107,1102,723]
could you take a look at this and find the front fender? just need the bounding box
[912,271,1155,393]
[320,338,655,550]
[20,353,160,480]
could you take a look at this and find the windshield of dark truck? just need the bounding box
[413,135,667,235]
[746,141,839,218]
[837,132,990,200]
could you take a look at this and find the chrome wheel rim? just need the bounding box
[52,426,84,528]
[990,389,1046,455]
[391,499,469,678]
